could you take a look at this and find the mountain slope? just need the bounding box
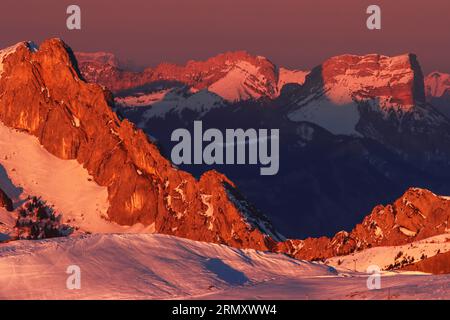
[279,188,450,262]
[0,39,282,250]
[285,53,442,134]
[92,51,450,239]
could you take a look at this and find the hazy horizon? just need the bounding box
[1,0,449,73]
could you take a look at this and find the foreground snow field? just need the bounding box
[0,233,449,300]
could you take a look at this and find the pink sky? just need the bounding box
[1,0,449,73]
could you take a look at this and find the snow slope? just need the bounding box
[208,61,270,102]
[0,122,153,234]
[0,233,449,300]
[288,98,361,136]
[0,233,334,299]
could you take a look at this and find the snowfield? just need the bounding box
[0,233,449,300]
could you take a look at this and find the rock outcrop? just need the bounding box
[425,71,450,117]
[279,188,450,260]
[425,72,450,99]
[0,39,281,250]
[0,188,13,211]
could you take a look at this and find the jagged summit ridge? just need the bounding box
[76,50,308,101]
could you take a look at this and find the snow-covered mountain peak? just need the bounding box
[149,51,280,102]
[76,50,309,103]
[286,53,430,135]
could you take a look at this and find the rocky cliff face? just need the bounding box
[279,188,450,260]
[0,39,281,250]
[0,188,13,211]
[426,72,450,98]
[285,54,425,112]
[323,54,425,107]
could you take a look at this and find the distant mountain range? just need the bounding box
[0,39,450,277]
[76,50,450,240]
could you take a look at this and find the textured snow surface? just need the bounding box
[0,122,153,234]
[0,233,449,299]
[0,233,333,299]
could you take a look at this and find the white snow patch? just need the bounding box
[201,194,214,217]
[288,98,361,136]
[399,227,417,237]
[72,116,80,128]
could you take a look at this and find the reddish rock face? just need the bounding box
[305,53,426,108]
[278,188,450,260]
[0,188,13,211]
[0,39,280,250]
[425,72,450,99]
[76,50,280,98]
